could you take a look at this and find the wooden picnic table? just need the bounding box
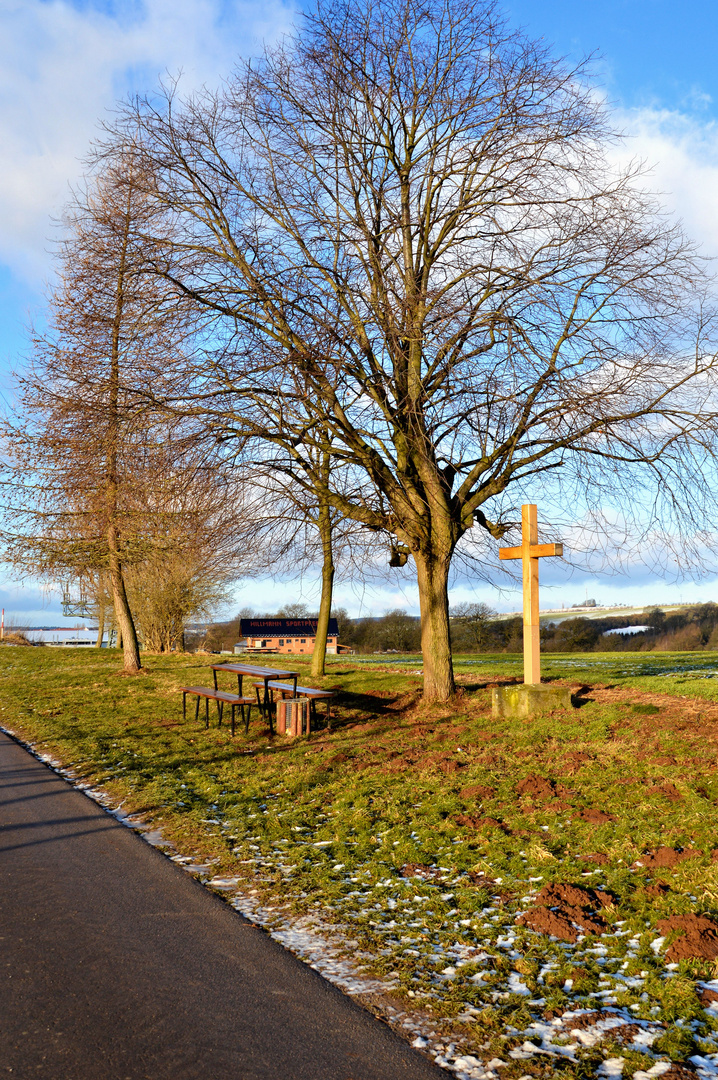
[211,663,299,734]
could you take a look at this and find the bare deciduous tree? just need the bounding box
[111,0,718,699]
[450,602,496,651]
[1,156,195,672]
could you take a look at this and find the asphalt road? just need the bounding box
[0,729,445,1079]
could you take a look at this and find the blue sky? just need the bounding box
[3,0,718,622]
[506,1,718,111]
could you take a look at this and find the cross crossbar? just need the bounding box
[498,504,563,685]
[499,543,563,561]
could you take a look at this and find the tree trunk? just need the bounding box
[311,493,335,679]
[104,183,141,674]
[414,548,455,702]
[95,600,105,649]
[108,522,140,672]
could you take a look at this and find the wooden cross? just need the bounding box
[498,504,563,685]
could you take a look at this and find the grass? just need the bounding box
[2,646,718,1079]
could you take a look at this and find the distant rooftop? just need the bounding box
[240,618,338,637]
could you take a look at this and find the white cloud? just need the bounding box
[0,0,296,283]
[614,105,718,258]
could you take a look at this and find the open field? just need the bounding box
[352,651,718,701]
[2,648,718,1080]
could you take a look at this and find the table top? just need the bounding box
[211,663,299,680]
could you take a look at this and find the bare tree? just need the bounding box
[123,447,247,650]
[1,155,195,672]
[111,0,718,699]
[450,602,496,651]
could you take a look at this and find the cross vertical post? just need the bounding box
[498,504,563,686]
[522,504,540,684]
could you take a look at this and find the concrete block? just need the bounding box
[492,682,573,719]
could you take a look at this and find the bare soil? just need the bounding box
[459,784,495,801]
[633,847,699,869]
[656,914,718,961]
[517,882,613,942]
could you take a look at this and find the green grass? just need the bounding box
[350,649,718,700]
[3,646,718,1078]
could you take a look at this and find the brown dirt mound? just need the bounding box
[642,881,671,898]
[517,906,586,942]
[656,1067,698,1080]
[612,1024,643,1043]
[646,781,683,801]
[439,758,464,774]
[578,808,616,824]
[517,882,613,942]
[564,1010,604,1030]
[455,813,507,832]
[578,853,609,865]
[460,784,495,801]
[537,882,614,910]
[657,914,718,961]
[516,774,555,801]
[543,800,573,813]
[711,849,718,863]
[634,847,699,869]
[699,987,718,1006]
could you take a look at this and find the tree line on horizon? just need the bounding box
[198,602,718,656]
[5,0,718,699]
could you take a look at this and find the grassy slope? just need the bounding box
[2,647,718,1078]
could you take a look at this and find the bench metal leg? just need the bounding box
[230,703,235,737]
[263,685,274,734]
[243,701,252,734]
[217,699,224,727]
[183,692,186,721]
[205,696,210,730]
[194,695,201,725]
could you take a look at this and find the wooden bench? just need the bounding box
[180,686,254,736]
[252,681,335,731]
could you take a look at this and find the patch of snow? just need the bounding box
[507,973,531,996]
[597,1059,625,1077]
[632,1063,674,1079]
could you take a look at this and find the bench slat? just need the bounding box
[181,686,253,704]
[252,681,334,698]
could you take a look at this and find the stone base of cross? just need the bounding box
[499,504,563,685]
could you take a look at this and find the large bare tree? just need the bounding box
[1,156,196,672]
[111,0,718,699]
